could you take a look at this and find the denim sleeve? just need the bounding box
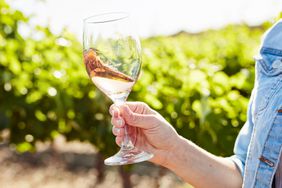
[227,90,255,177]
[227,18,282,178]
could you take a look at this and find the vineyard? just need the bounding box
[0,0,280,187]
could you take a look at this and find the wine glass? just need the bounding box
[83,12,153,165]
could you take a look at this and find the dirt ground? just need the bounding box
[0,136,190,188]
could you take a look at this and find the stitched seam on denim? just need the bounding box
[242,90,256,186]
[261,47,282,57]
[245,124,260,188]
[244,103,258,187]
[255,110,282,187]
[255,75,282,117]
[263,96,282,186]
[264,110,282,187]
[252,76,282,187]
[254,62,265,120]
[258,58,282,76]
[258,59,271,72]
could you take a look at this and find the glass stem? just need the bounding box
[121,123,134,150]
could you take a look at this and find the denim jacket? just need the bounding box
[230,19,282,188]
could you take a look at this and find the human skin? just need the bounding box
[110,102,242,188]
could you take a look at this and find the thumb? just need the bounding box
[120,105,158,129]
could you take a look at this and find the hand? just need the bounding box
[110,102,243,188]
[110,102,180,166]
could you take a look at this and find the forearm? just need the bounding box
[164,136,242,188]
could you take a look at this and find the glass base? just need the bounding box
[104,148,153,166]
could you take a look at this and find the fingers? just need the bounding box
[110,102,157,116]
[109,105,143,146]
[120,105,159,129]
[110,103,157,129]
[109,105,120,117]
[112,126,127,137]
[113,127,136,147]
[113,126,123,147]
[111,117,124,128]
[115,136,122,146]
[125,102,157,115]
[112,125,136,136]
[110,102,160,130]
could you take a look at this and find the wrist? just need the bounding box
[162,135,189,169]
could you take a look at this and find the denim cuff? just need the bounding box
[227,155,245,177]
[260,47,282,57]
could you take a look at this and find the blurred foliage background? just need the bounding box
[0,0,281,187]
[0,0,270,156]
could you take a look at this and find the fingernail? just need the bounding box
[117,118,123,126]
[114,127,120,135]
